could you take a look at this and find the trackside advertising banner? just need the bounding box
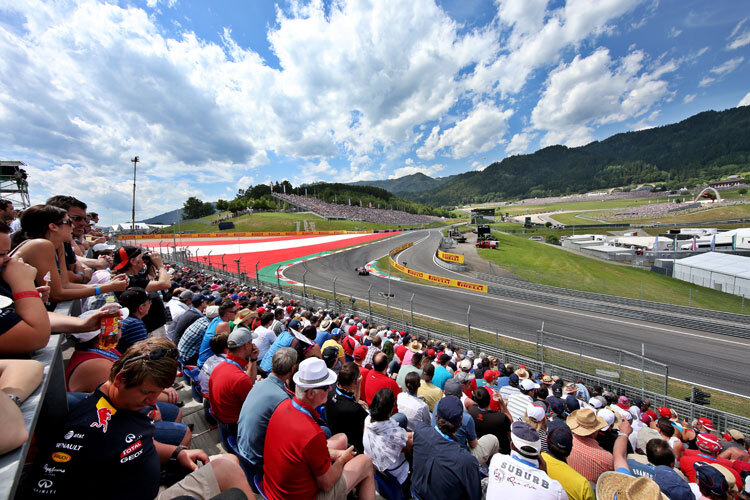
[389,243,487,293]
[437,249,464,264]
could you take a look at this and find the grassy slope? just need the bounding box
[478,232,747,314]
[165,212,447,233]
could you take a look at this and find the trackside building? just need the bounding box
[672,252,750,297]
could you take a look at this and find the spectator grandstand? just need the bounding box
[274,192,442,225]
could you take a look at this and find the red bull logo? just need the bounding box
[90,398,117,433]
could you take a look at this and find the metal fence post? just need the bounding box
[410,293,415,332]
[496,329,499,349]
[664,365,669,397]
[618,351,623,381]
[465,305,472,350]
[540,322,545,370]
[255,260,260,288]
[302,271,308,308]
[689,288,692,307]
[368,284,372,323]
[641,343,646,397]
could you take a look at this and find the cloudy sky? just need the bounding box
[1,0,749,224]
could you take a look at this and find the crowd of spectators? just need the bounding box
[274,192,442,225]
[612,201,701,219]
[3,194,750,500]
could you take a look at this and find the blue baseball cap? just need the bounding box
[694,462,728,497]
[436,396,463,428]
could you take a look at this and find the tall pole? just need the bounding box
[255,260,260,288]
[333,276,338,310]
[410,293,414,331]
[131,156,139,231]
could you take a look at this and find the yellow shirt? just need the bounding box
[321,339,345,360]
[418,382,443,412]
[542,452,595,500]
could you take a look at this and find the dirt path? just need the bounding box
[451,232,525,280]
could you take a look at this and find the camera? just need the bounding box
[142,253,152,265]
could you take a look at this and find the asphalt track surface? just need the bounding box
[283,229,750,395]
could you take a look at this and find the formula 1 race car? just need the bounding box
[355,266,370,276]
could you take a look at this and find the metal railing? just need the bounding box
[150,243,750,434]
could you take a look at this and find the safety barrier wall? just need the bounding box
[389,243,487,293]
[437,248,464,264]
[477,272,750,328]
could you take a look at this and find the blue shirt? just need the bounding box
[259,331,295,373]
[431,402,477,452]
[197,317,222,367]
[237,373,291,468]
[432,365,452,390]
[117,316,148,353]
[314,330,331,347]
[411,422,481,500]
[495,376,510,388]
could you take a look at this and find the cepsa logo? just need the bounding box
[51,452,71,463]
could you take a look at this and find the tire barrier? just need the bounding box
[389,243,486,293]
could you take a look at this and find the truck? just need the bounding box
[475,239,498,249]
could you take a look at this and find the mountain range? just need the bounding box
[355,105,750,206]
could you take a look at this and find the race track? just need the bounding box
[283,229,750,395]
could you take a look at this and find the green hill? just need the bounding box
[350,172,456,194]
[414,106,750,205]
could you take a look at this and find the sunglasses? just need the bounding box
[56,218,73,226]
[70,215,87,222]
[123,347,178,366]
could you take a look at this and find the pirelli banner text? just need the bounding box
[389,243,487,293]
[437,249,464,264]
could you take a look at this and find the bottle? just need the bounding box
[97,296,120,350]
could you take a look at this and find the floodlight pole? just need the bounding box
[131,156,139,231]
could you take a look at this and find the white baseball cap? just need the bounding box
[520,379,540,391]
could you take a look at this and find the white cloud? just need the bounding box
[466,0,643,96]
[699,76,716,87]
[416,103,513,159]
[710,57,744,76]
[739,92,750,107]
[531,48,674,147]
[505,132,536,155]
[683,94,696,103]
[389,163,445,179]
[728,18,750,50]
[668,27,682,38]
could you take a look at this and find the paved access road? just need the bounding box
[283,229,750,394]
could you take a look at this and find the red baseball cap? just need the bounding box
[698,417,716,433]
[657,406,671,418]
[395,345,407,360]
[348,325,357,335]
[353,345,368,360]
[696,432,721,453]
[257,307,265,315]
[427,348,436,358]
[484,370,500,383]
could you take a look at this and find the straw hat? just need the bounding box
[235,308,255,325]
[567,409,607,437]
[514,367,530,380]
[408,340,423,352]
[596,472,668,500]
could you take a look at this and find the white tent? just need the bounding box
[673,252,750,297]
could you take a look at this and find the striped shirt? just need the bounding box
[567,434,614,483]
[507,393,532,422]
[499,384,520,402]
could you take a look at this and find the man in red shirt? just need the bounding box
[363,352,400,407]
[208,327,259,433]
[263,357,375,500]
[680,432,744,489]
[353,345,370,397]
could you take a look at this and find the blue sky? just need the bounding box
[0,0,749,224]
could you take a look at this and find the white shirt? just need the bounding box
[507,393,533,422]
[166,299,190,340]
[486,452,569,500]
[396,392,431,432]
[499,384,520,402]
[253,325,277,361]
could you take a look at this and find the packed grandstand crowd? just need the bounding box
[1,195,750,500]
[273,192,442,225]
